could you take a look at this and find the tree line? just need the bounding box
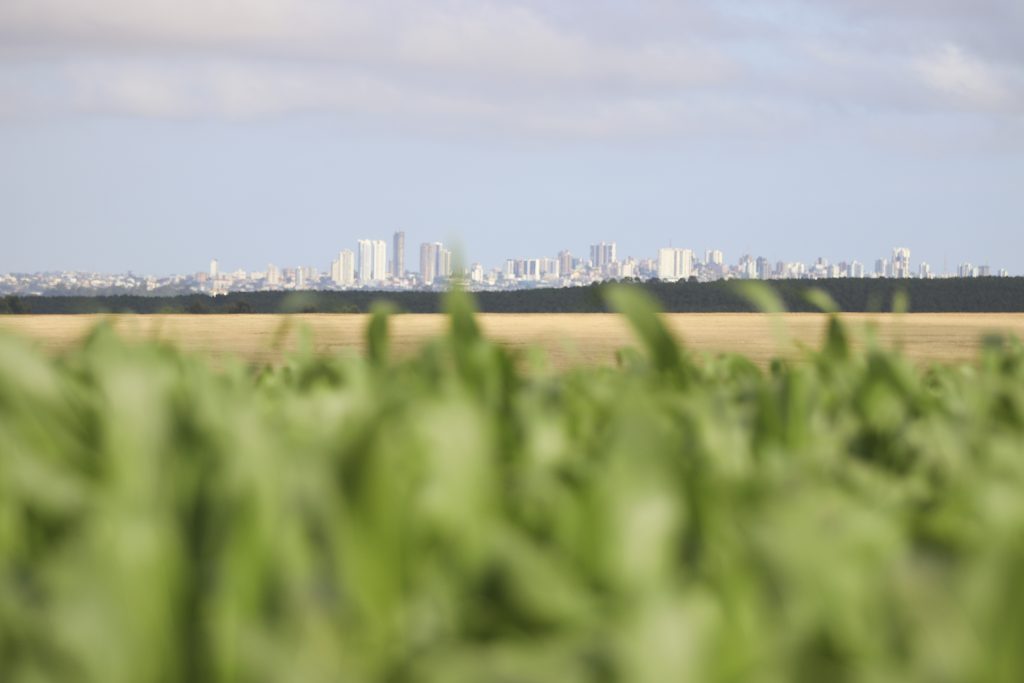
[2,278,1023,315]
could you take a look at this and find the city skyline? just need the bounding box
[2,215,1020,279]
[199,239,1013,282]
[209,241,1008,286]
[2,229,1018,281]
[1,236,1012,298]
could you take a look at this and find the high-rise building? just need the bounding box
[875,258,889,277]
[703,249,725,277]
[341,250,355,285]
[357,241,371,283]
[523,259,541,281]
[590,242,617,271]
[331,250,355,285]
[657,248,694,281]
[918,262,932,279]
[679,249,694,280]
[892,247,911,278]
[850,260,865,278]
[439,246,452,280]
[657,248,675,280]
[358,240,372,283]
[557,250,573,277]
[209,259,219,278]
[738,255,757,280]
[393,231,405,278]
[539,257,559,279]
[374,241,387,281]
[266,263,281,286]
[419,242,451,284]
[357,239,387,284]
[756,256,771,280]
[420,243,438,284]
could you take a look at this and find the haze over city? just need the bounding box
[2,0,1022,275]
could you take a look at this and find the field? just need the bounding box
[3,312,1024,367]
[3,291,1024,682]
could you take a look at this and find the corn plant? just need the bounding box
[1,288,1023,683]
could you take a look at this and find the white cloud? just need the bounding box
[0,0,368,51]
[54,59,746,138]
[0,0,730,89]
[64,61,414,120]
[0,0,1021,140]
[914,44,1014,110]
[392,4,729,88]
[0,0,740,134]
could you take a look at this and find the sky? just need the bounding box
[1,0,1022,276]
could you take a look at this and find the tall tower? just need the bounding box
[357,240,387,284]
[590,242,617,271]
[557,250,573,277]
[604,242,617,267]
[393,231,405,279]
[678,249,694,280]
[438,245,452,279]
[756,256,770,280]
[373,240,387,281]
[332,250,355,285]
[357,240,373,284]
[419,242,449,284]
[420,243,438,284]
[341,250,355,284]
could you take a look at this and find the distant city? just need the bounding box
[0,234,1012,296]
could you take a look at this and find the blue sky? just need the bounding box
[1,0,1022,275]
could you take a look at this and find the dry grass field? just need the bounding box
[3,313,1024,368]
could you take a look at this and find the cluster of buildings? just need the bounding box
[299,233,451,290]
[189,241,1013,294]
[1,238,1010,296]
[0,270,189,296]
[652,246,1005,283]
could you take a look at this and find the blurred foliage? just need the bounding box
[1,287,1024,682]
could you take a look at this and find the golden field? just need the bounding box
[2,313,1024,368]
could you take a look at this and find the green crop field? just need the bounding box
[2,287,1024,682]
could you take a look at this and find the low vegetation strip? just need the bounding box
[2,288,1024,682]
[3,276,1024,314]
